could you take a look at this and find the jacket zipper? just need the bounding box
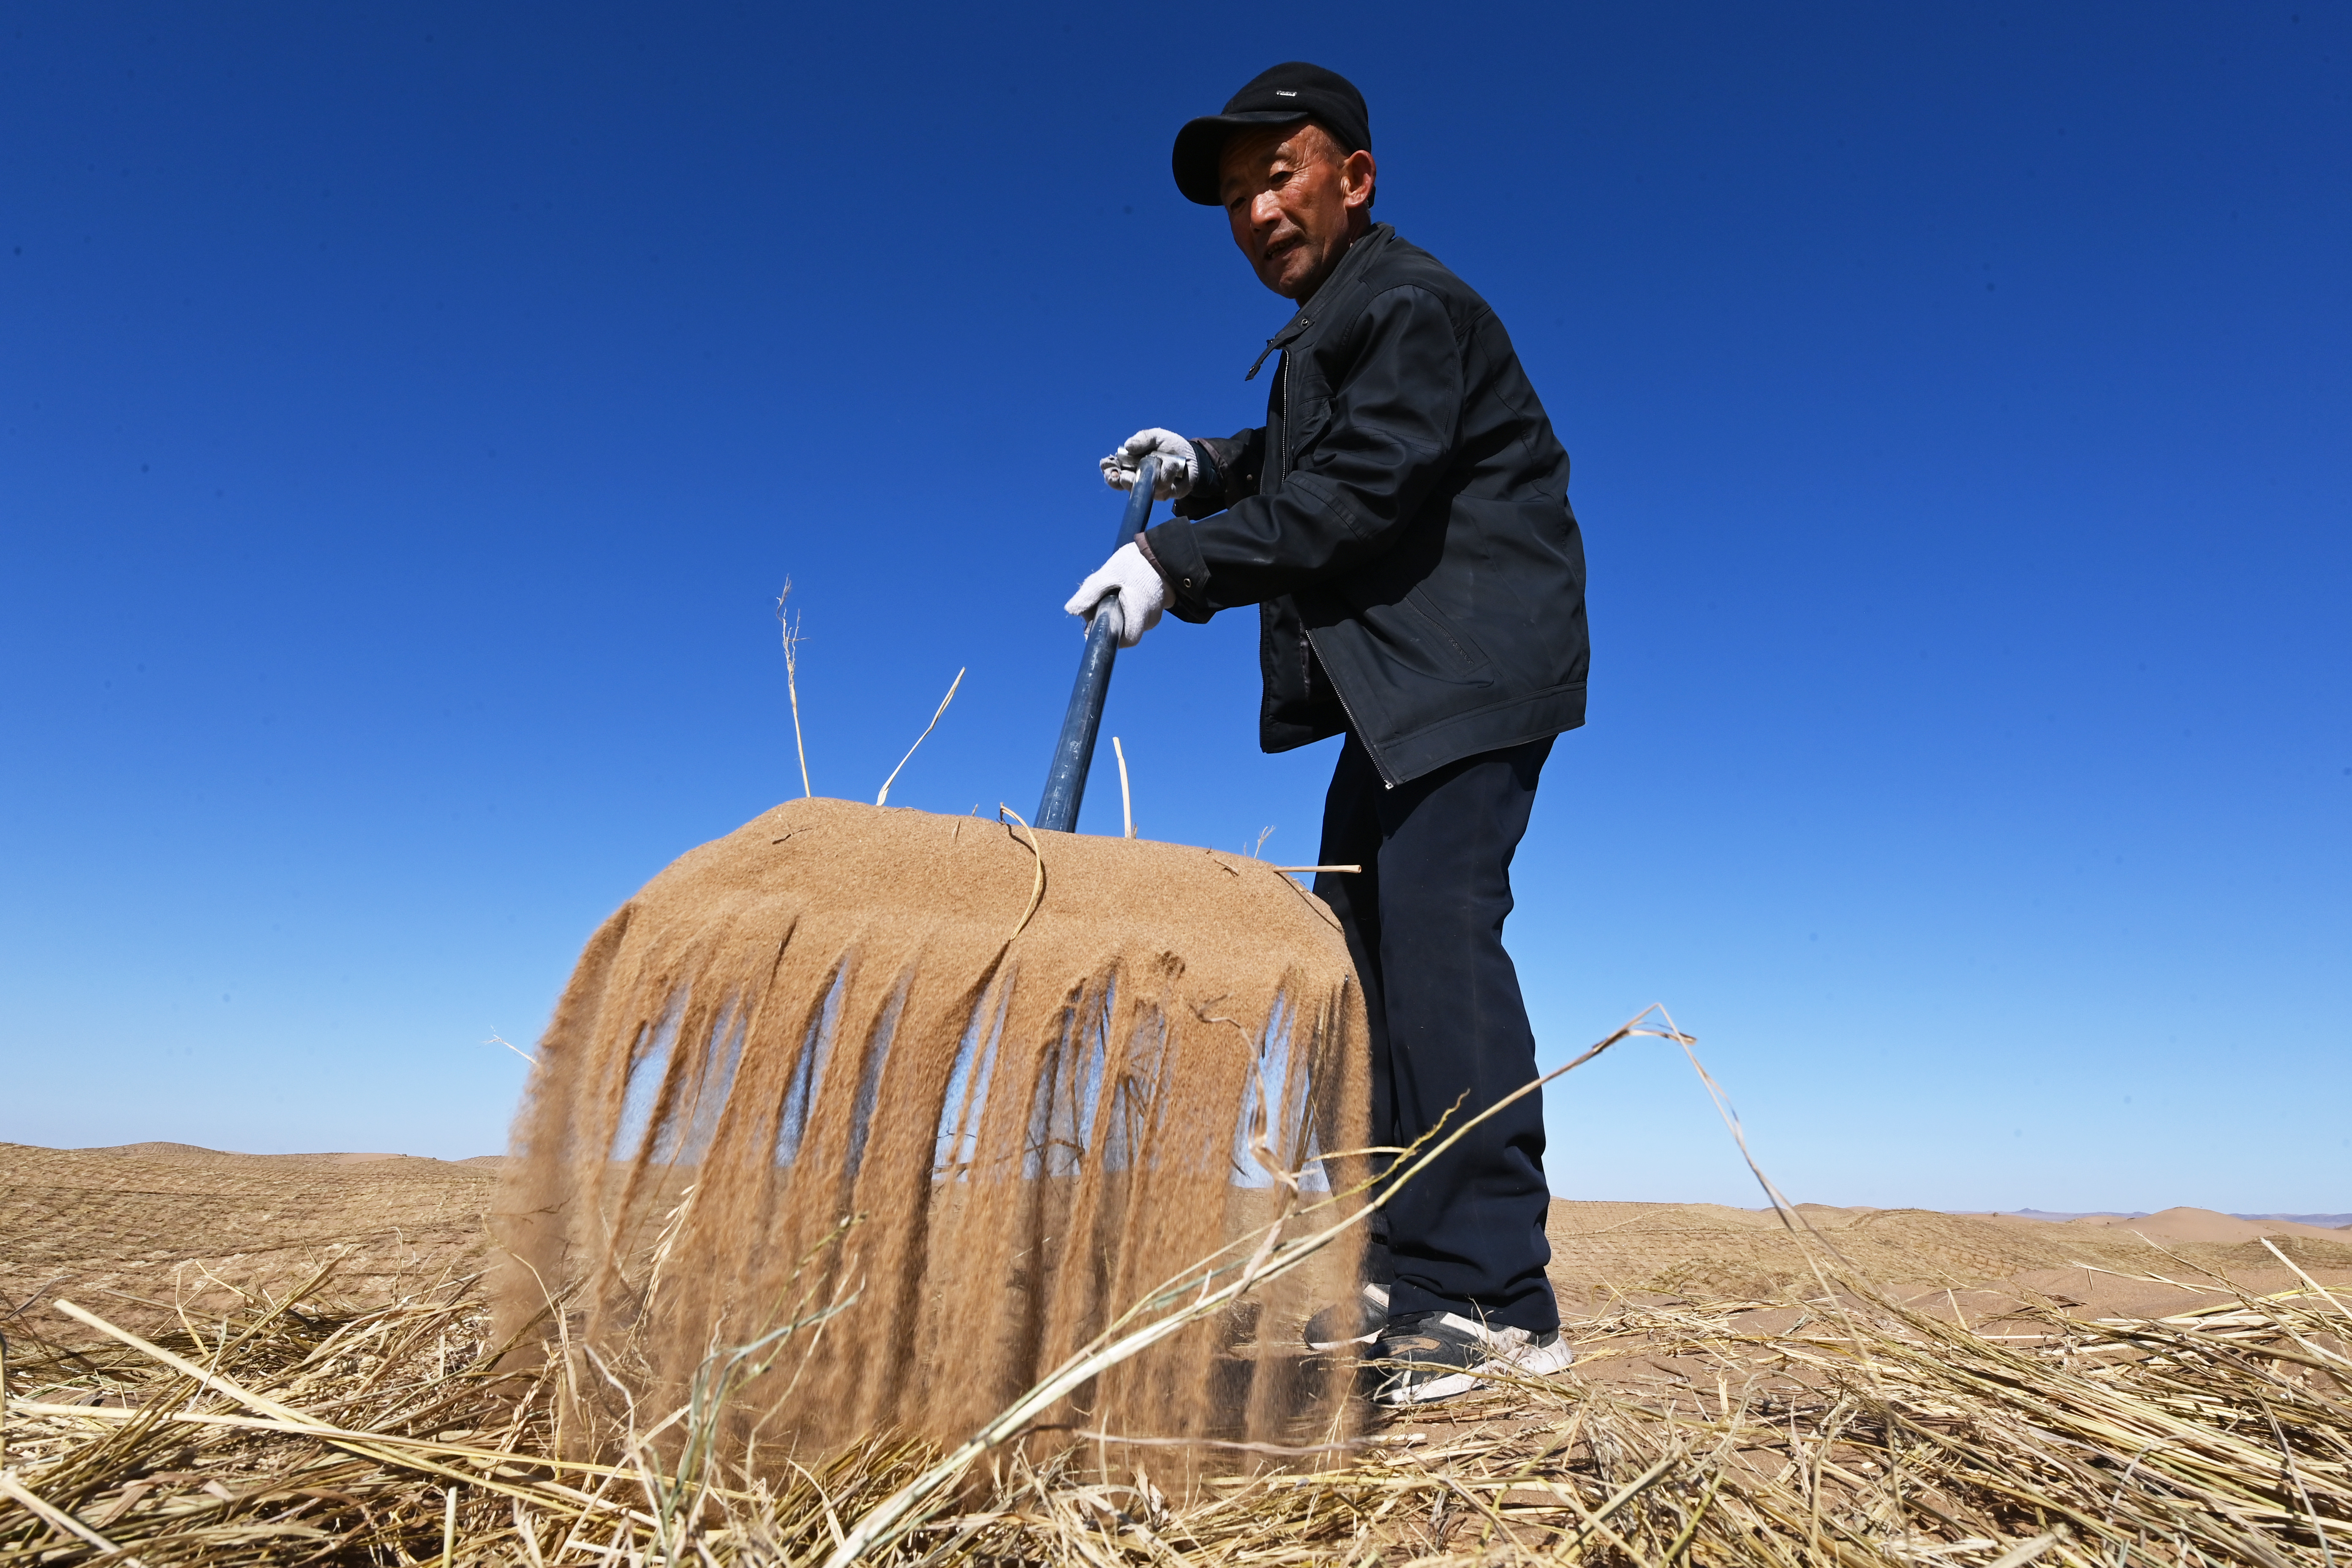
[1304,626,1396,789]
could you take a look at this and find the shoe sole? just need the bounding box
[1373,1338,1577,1408]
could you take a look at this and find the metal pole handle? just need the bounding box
[1035,457,1158,832]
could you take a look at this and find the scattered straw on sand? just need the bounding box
[6,1222,2348,1565]
[0,1141,498,1331]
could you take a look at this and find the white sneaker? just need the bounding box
[1369,1309,1576,1407]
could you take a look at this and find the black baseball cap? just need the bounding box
[1171,62,1372,207]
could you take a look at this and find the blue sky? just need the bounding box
[4,3,2344,1211]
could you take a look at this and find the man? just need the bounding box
[1063,63,1589,1407]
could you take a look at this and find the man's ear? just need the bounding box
[1341,149,1377,211]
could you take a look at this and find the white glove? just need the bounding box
[1062,542,1169,649]
[1098,428,1197,500]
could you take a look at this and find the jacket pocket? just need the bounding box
[1396,586,1492,677]
[1281,362,1334,478]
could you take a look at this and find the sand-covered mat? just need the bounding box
[495,796,1370,1456]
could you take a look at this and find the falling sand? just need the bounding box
[495,797,1368,1467]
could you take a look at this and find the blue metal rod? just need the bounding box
[1035,457,1158,832]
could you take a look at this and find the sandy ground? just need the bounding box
[1546,1197,2352,1320]
[0,1141,503,1330]
[6,1139,2347,1341]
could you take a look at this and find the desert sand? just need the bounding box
[6,1139,2344,1337]
[2045,1204,2352,1244]
[1542,1196,2352,1331]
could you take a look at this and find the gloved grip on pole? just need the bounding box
[1036,457,1157,833]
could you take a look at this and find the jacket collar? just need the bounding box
[1244,223,1394,380]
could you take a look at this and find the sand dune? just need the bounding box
[77,1140,245,1161]
[79,1141,485,1166]
[2055,1205,2352,1244]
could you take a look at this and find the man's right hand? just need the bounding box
[1099,429,1197,500]
[1063,542,1169,649]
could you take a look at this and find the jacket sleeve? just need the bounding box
[1173,428,1266,519]
[1143,285,1462,615]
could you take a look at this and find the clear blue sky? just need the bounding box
[5,4,2345,1212]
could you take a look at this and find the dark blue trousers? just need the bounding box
[1313,732,1558,1333]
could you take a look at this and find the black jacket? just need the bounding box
[1143,224,1588,787]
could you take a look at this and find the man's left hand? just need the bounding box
[1099,429,1198,499]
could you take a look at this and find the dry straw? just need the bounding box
[774,580,811,800]
[874,669,962,807]
[10,1012,2346,1564]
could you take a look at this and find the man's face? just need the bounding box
[1219,122,1377,301]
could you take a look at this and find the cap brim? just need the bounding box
[1171,110,1311,205]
